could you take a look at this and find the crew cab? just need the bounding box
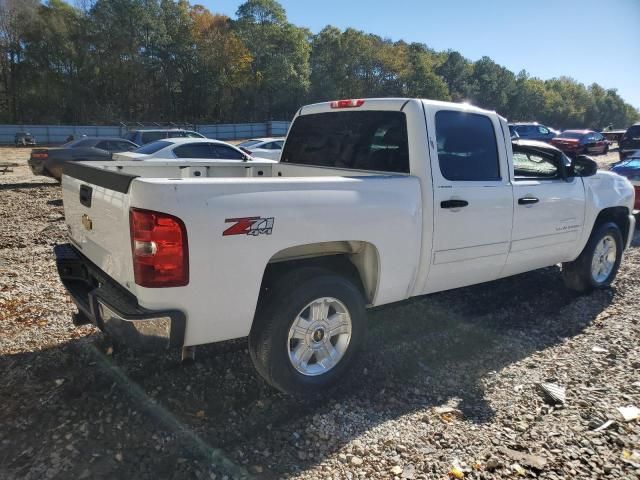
[55,98,636,395]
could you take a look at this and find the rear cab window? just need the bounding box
[281,111,409,173]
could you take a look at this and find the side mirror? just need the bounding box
[570,155,598,177]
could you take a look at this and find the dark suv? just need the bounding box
[125,129,205,145]
[508,123,559,143]
[619,123,640,161]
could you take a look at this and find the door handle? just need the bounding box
[518,196,539,205]
[440,199,469,209]
[79,185,92,208]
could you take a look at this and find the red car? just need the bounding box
[551,130,609,156]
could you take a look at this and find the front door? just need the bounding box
[502,143,586,277]
[423,107,514,294]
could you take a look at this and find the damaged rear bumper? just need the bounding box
[54,243,185,350]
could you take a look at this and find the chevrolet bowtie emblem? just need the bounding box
[81,214,93,231]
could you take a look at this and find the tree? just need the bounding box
[233,0,310,120]
[0,0,38,122]
[0,0,637,127]
[436,50,472,102]
[189,5,252,121]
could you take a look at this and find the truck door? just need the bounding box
[501,143,586,277]
[423,107,514,293]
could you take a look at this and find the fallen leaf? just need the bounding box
[448,466,464,479]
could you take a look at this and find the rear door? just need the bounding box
[502,144,585,277]
[423,106,513,293]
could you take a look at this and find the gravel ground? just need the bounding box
[1,147,639,480]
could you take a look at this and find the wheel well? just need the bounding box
[594,207,630,245]
[260,242,380,304]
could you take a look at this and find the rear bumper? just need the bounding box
[54,243,186,349]
[28,160,46,176]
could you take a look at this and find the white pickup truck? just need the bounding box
[55,98,636,395]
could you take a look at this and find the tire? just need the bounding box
[562,221,623,293]
[603,144,609,155]
[249,267,366,396]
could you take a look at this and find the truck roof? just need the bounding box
[298,98,495,116]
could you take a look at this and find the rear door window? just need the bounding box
[173,143,215,159]
[281,111,409,173]
[213,145,244,160]
[115,141,136,151]
[434,110,500,181]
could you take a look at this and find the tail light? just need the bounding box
[32,152,48,159]
[330,99,365,109]
[129,208,188,287]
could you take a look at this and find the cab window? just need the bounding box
[281,111,409,173]
[512,148,560,179]
[435,110,500,181]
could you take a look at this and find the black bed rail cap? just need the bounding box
[63,162,139,194]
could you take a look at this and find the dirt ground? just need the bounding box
[1,147,639,480]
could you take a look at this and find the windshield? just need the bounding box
[558,131,584,139]
[134,140,171,154]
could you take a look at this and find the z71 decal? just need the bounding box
[223,217,274,236]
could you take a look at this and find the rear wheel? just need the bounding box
[562,222,623,293]
[249,267,366,396]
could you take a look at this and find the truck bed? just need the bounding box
[61,160,421,346]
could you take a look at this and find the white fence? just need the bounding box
[0,121,290,145]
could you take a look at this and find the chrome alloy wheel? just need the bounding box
[591,234,617,283]
[287,297,352,376]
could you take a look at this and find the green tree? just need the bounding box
[233,0,310,120]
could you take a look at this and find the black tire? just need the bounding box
[248,267,366,396]
[604,144,609,154]
[562,221,623,293]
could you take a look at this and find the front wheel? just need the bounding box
[249,268,366,396]
[562,222,623,293]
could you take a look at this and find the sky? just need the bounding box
[198,0,640,110]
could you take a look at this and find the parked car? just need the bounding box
[550,130,609,156]
[15,132,36,147]
[237,137,285,160]
[610,151,640,212]
[124,129,205,145]
[619,123,640,161]
[28,137,139,180]
[508,122,559,142]
[113,138,265,162]
[55,98,635,395]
